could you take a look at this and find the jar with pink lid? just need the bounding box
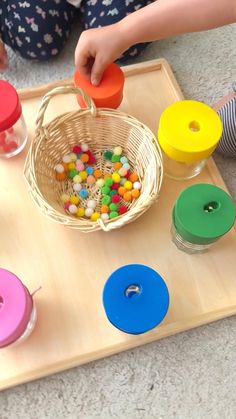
[0,80,28,158]
[0,268,37,348]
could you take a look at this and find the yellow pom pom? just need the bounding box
[91,212,100,221]
[112,172,120,183]
[124,180,133,190]
[68,162,76,170]
[76,207,85,217]
[61,194,70,203]
[79,170,88,181]
[70,195,80,205]
[73,175,82,183]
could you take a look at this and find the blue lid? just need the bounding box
[103,264,169,335]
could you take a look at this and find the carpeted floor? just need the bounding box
[0,21,236,419]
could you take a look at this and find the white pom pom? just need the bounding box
[62,154,71,164]
[85,207,94,217]
[73,183,82,192]
[68,204,78,214]
[101,213,109,221]
[96,179,105,187]
[87,199,97,209]
[55,164,65,173]
[113,146,122,156]
[81,143,89,152]
[133,181,141,190]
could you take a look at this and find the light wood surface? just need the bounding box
[0,59,235,391]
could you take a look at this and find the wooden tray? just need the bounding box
[0,59,235,391]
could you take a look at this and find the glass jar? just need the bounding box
[157,100,223,180]
[171,222,212,254]
[0,268,36,348]
[171,184,236,254]
[0,80,28,158]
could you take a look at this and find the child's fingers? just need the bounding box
[91,54,109,86]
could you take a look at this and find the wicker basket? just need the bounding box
[24,86,163,232]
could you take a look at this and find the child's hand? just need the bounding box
[0,41,8,70]
[75,23,129,86]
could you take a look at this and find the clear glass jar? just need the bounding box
[171,222,212,254]
[0,80,28,159]
[0,114,28,158]
[162,153,207,180]
[157,100,223,180]
[7,305,37,348]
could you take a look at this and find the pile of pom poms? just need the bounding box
[55,144,142,222]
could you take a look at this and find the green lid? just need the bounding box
[172,184,236,244]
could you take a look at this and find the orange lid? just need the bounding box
[74,63,124,109]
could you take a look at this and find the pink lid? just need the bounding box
[0,268,33,348]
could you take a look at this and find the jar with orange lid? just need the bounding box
[74,63,124,109]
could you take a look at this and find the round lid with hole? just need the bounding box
[0,268,33,348]
[103,264,169,335]
[173,183,236,244]
[157,100,222,163]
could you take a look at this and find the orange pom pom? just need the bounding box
[101,205,109,213]
[80,153,89,163]
[114,162,122,170]
[63,163,69,171]
[123,191,132,202]
[131,189,140,198]
[129,172,139,183]
[118,186,126,196]
[104,173,112,179]
[94,169,103,179]
[56,172,66,181]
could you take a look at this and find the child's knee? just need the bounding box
[0,1,74,61]
[216,96,236,157]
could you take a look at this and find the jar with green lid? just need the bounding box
[171,184,236,254]
[157,100,223,180]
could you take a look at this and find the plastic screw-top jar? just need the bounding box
[157,100,223,180]
[171,184,236,254]
[74,63,124,109]
[0,268,37,348]
[0,80,28,158]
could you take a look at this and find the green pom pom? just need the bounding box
[111,154,120,163]
[101,196,111,205]
[69,169,78,178]
[104,150,113,160]
[101,186,111,195]
[104,178,113,187]
[109,211,118,219]
[109,190,117,197]
[109,203,118,211]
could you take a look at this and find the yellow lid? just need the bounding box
[157,100,223,163]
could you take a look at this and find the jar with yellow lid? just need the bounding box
[157,100,223,180]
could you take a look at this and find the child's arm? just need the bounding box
[0,41,8,70]
[75,0,236,85]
